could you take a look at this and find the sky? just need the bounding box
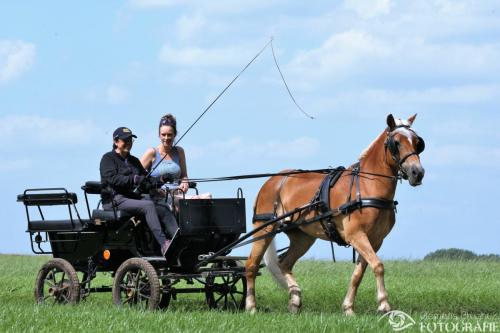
[1,0,499,260]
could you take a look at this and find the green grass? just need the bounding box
[0,255,499,332]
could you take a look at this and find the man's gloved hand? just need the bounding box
[133,175,145,186]
[140,177,156,192]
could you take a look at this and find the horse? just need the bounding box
[244,114,425,315]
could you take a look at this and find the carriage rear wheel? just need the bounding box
[205,260,246,311]
[34,258,80,304]
[112,258,160,310]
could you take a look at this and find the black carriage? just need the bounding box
[17,182,248,310]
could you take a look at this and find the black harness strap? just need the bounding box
[336,197,397,215]
[316,167,346,212]
[252,173,290,224]
[253,213,276,222]
[196,164,398,268]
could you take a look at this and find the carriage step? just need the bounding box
[140,256,167,262]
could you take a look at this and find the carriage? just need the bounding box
[17,182,249,310]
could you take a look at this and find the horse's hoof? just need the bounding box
[344,308,355,316]
[246,306,257,315]
[288,303,301,314]
[377,302,391,314]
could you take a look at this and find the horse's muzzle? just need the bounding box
[407,164,425,186]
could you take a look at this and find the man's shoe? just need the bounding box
[161,239,171,256]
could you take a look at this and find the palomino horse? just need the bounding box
[245,114,425,315]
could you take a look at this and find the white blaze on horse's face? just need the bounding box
[393,127,425,186]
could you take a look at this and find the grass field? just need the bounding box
[0,254,498,333]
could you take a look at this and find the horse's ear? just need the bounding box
[387,114,396,130]
[407,113,417,126]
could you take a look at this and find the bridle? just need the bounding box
[384,125,425,179]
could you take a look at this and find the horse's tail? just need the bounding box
[263,239,288,289]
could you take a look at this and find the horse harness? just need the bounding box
[197,125,424,265]
[385,125,425,179]
[252,162,397,247]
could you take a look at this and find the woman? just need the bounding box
[141,114,211,204]
[140,114,189,192]
[99,126,175,256]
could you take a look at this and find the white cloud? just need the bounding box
[85,85,130,105]
[106,85,129,105]
[187,136,320,163]
[0,158,32,171]
[342,84,500,105]
[159,44,251,67]
[175,12,206,41]
[426,144,500,168]
[0,40,35,84]
[0,115,103,148]
[129,0,181,8]
[288,30,390,84]
[286,28,500,89]
[343,0,391,19]
[129,0,282,13]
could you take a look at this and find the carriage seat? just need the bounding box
[17,192,78,206]
[91,209,132,223]
[82,181,133,224]
[28,219,85,232]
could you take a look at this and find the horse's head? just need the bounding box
[385,114,425,186]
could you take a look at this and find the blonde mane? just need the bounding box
[358,131,386,160]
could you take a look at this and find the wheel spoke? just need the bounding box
[44,277,55,289]
[59,293,69,303]
[59,271,66,286]
[134,270,142,291]
[214,292,225,304]
[50,269,58,285]
[122,296,133,305]
[229,292,239,306]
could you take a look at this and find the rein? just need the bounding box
[195,163,398,268]
[185,167,399,183]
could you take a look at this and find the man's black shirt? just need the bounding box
[99,150,147,200]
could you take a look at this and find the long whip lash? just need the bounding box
[270,40,314,119]
[140,37,313,187]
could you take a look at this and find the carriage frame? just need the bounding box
[17,181,250,310]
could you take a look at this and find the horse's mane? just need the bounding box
[358,131,386,161]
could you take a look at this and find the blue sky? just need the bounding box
[1,1,499,260]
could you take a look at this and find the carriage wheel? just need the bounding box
[205,260,246,311]
[34,258,80,305]
[159,279,172,310]
[112,258,160,310]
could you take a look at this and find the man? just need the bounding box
[99,126,176,256]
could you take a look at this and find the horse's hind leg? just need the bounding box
[245,221,275,314]
[280,229,316,314]
[349,233,391,314]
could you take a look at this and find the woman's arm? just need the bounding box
[177,146,189,192]
[140,148,156,171]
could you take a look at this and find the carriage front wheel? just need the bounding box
[205,260,247,310]
[112,258,160,310]
[34,258,80,304]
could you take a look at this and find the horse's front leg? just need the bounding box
[245,224,275,314]
[350,233,391,314]
[342,256,368,315]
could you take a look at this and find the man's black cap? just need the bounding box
[113,127,137,140]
